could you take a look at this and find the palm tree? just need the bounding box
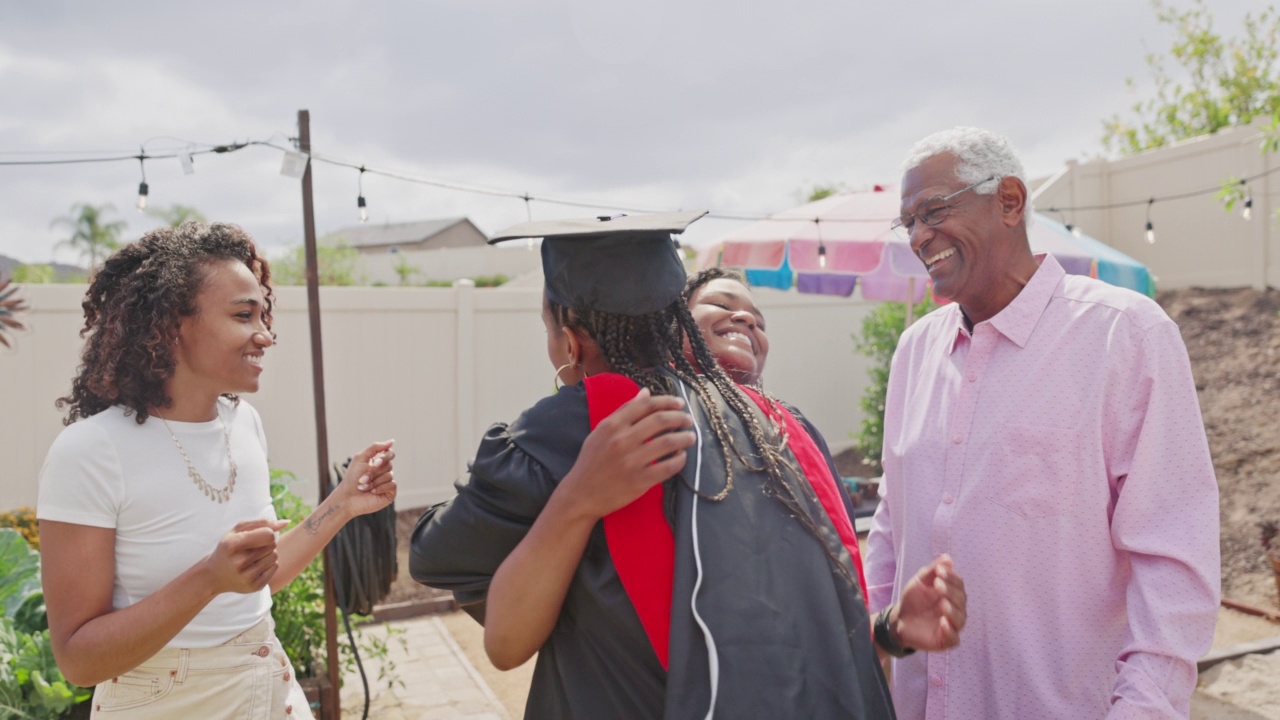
[51,203,126,268]
[0,277,28,349]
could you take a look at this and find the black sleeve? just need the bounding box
[408,422,560,609]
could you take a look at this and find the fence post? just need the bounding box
[455,279,477,479]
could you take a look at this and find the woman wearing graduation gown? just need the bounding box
[411,212,965,719]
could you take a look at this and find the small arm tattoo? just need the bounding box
[303,503,342,535]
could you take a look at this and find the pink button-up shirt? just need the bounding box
[867,254,1219,720]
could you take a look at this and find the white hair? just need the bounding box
[902,126,1033,226]
[902,127,1027,195]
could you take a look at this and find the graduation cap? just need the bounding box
[489,211,707,316]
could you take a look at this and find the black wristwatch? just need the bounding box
[874,606,916,658]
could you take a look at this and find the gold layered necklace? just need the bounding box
[157,407,238,503]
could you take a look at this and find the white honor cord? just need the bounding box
[676,380,718,719]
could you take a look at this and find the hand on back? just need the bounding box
[560,388,696,520]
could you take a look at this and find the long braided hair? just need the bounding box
[547,294,859,589]
[683,267,860,589]
[57,222,274,425]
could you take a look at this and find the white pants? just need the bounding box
[89,617,314,719]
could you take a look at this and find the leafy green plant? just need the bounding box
[472,274,509,288]
[0,509,39,551]
[0,529,91,719]
[1102,0,1280,155]
[268,471,405,690]
[271,237,368,286]
[852,298,936,469]
[0,279,27,350]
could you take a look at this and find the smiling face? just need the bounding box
[900,153,1010,309]
[686,277,769,385]
[171,259,272,403]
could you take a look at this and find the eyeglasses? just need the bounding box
[890,176,998,240]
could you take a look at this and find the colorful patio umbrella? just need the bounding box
[700,187,1155,301]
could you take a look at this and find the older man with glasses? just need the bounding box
[865,126,1220,719]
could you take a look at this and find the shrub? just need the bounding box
[852,298,936,469]
[0,509,38,551]
[0,529,91,719]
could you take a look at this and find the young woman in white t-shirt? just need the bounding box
[36,223,397,719]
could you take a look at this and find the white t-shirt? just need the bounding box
[37,398,276,648]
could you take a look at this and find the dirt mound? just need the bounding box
[1160,286,1280,610]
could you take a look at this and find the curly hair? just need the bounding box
[547,293,858,589]
[682,266,747,305]
[56,222,274,425]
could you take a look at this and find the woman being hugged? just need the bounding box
[37,222,396,719]
[413,213,965,719]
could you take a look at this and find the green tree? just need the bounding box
[271,236,367,286]
[147,203,208,228]
[9,265,53,285]
[49,203,126,269]
[391,255,420,286]
[1102,0,1280,155]
[805,184,844,202]
[852,297,936,469]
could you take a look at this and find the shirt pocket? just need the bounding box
[986,423,1083,519]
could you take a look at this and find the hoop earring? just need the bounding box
[553,363,574,392]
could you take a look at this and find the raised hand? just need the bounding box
[336,439,398,517]
[893,554,967,653]
[558,388,696,520]
[205,518,290,594]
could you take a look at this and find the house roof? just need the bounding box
[329,217,486,248]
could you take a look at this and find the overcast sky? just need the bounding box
[0,0,1264,264]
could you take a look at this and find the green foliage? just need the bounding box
[8,266,52,285]
[423,280,453,288]
[271,237,368,286]
[49,203,125,269]
[805,183,845,202]
[0,509,37,552]
[0,279,27,350]
[852,298,936,468]
[391,256,420,286]
[472,274,509,288]
[0,529,91,719]
[268,471,406,690]
[146,204,208,228]
[1102,0,1280,155]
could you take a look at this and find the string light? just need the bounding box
[356,166,368,223]
[522,194,534,251]
[1242,180,1253,221]
[814,217,828,268]
[136,153,149,212]
[1144,198,1155,244]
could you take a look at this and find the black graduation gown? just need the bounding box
[410,375,894,720]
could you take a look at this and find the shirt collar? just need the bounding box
[946,253,1064,353]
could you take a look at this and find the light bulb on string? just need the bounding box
[135,154,149,212]
[1243,183,1253,221]
[522,195,534,251]
[815,218,827,269]
[1144,198,1156,244]
[356,166,368,222]
[1070,224,1083,239]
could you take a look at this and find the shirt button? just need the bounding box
[952,435,962,444]
[943,494,954,504]
[284,671,291,682]
[931,676,943,687]
[968,373,977,383]
[256,646,270,657]
[286,705,293,715]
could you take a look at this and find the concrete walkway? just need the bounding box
[340,615,508,720]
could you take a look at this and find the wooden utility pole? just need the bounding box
[296,109,341,719]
